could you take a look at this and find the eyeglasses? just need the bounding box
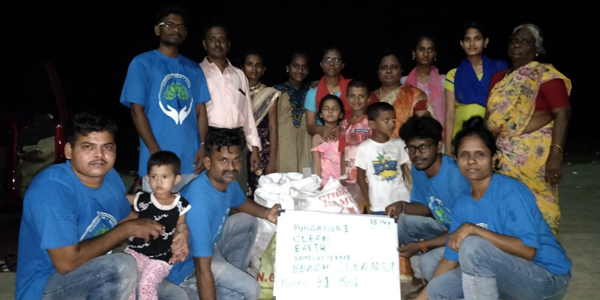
[158,22,187,31]
[322,57,343,65]
[404,142,436,154]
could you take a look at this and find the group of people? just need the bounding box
[15,3,573,300]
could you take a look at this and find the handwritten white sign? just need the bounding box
[273,210,400,300]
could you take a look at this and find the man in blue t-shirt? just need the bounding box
[120,5,210,193]
[384,116,469,293]
[166,127,280,300]
[15,112,184,300]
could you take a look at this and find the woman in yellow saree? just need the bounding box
[486,24,572,235]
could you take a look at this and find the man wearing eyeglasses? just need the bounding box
[197,23,262,194]
[385,115,469,299]
[120,5,210,194]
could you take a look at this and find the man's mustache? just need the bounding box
[222,170,238,176]
[89,159,107,165]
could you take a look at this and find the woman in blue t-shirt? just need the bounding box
[415,116,571,300]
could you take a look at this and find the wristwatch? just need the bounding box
[419,239,428,253]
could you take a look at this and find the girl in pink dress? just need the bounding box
[311,95,345,186]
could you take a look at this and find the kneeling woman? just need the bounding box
[416,117,571,300]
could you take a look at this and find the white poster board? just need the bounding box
[273,210,400,300]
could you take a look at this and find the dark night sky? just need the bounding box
[5,2,599,169]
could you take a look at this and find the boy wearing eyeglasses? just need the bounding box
[384,115,469,299]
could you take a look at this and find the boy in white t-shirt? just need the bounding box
[356,102,410,214]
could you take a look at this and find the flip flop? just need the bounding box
[0,261,9,272]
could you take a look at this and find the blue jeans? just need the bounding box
[179,213,260,300]
[428,236,570,300]
[157,280,190,300]
[397,214,448,281]
[42,253,189,300]
[42,253,137,300]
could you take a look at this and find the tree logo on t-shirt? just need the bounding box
[372,152,399,182]
[428,196,452,227]
[80,212,118,241]
[159,73,194,125]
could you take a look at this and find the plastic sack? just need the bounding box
[254,172,321,210]
[290,178,360,214]
[257,234,277,300]
[248,172,321,278]
[248,219,276,278]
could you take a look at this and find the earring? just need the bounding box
[412,56,415,60]
[536,53,539,57]
[434,57,437,62]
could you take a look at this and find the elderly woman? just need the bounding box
[486,24,572,235]
[372,49,433,137]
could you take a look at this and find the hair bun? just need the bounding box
[462,116,485,131]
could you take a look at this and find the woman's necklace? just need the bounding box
[326,84,340,95]
[249,82,262,97]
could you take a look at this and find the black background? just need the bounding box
[5,1,598,170]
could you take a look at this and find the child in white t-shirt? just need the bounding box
[356,102,410,214]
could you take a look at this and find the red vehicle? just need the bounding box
[0,63,68,210]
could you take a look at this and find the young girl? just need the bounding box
[305,46,352,142]
[339,80,372,210]
[312,95,345,186]
[443,22,508,154]
[123,151,190,300]
[275,51,311,174]
[403,34,446,143]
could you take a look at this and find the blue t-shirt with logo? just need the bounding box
[16,161,130,300]
[166,171,246,284]
[444,173,572,275]
[120,50,210,176]
[410,155,469,227]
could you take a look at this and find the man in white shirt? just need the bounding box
[199,23,261,190]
